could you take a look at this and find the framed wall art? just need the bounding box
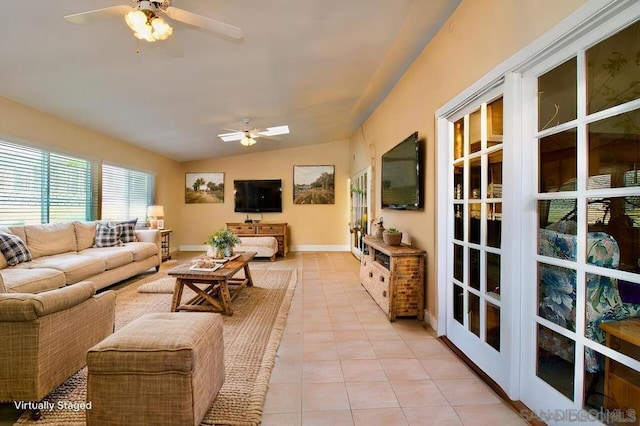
[185,172,224,204]
[293,165,335,204]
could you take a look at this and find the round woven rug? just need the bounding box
[14,267,297,426]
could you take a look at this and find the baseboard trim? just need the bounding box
[439,336,545,426]
[423,310,438,332]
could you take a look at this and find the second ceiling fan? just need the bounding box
[218,118,289,146]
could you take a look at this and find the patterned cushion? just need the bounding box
[110,219,138,243]
[0,231,32,266]
[94,224,122,248]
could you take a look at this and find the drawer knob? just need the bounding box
[369,272,373,278]
[379,276,385,282]
[383,290,387,297]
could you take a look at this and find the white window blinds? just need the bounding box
[0,141,95,225]
[101,164,153,222]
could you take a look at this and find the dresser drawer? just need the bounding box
[360,261,390,315]
[257,225,285,234]
[227,224,255,234]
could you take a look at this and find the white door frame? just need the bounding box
[435,0,639,404]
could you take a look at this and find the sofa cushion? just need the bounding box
[74,221,97,251]
[0,272,5,292]
[95,223,122,248]
[80,247,134,270]
[122,242,158,262]
[0,267,66,293]
[28,253,106,285]
[24,223,77,259]
[0,231,32,266]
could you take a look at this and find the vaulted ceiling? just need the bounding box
[0,0,460,161]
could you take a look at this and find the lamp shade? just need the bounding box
[147,205,164,217]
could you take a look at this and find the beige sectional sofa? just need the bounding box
[0,221,161,294]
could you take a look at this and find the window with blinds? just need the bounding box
[101,164,153,222]
[0,141,95,225]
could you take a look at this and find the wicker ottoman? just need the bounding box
[86,312,224,426]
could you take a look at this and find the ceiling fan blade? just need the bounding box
[163,6,243,40]
[64,5,131,24]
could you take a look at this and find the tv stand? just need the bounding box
[360,236,425,321]
[226,222,288,257]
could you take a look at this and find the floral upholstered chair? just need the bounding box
[538,228,640,373]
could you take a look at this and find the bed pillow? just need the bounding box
[0,231,32,266]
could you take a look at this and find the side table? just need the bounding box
[599,318,640,414]
[160,229,172,262]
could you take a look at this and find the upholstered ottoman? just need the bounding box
[86,312,224,426]
[237,236,278,261]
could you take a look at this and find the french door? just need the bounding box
[443,89,517,393]
[349,167,371,259]
[520,13,640,422]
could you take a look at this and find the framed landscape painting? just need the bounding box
[185,172,224,204]
[293,165,335,204]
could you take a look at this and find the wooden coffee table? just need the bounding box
[167,252,256,315]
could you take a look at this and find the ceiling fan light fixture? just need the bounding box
[124,8,173,42]
[240,132,256,146]
[151,17,173,40]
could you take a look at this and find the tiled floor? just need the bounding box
[0,251,529,426]
[260,251,528,426]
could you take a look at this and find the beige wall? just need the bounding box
[179,140,351,250]
[349,0,586,318]
[0,97,184,225]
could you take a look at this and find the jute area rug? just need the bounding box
[14,267,298,426]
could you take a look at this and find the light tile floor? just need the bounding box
[259,251,528,426]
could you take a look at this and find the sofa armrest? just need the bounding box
[135,229,161,244]
[0,281,97,322]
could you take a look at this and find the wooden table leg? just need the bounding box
[219,279,233,315]
[244,263,254,287]
[171,278,185,312]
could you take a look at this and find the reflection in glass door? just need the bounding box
[524,18,640,421]
[448,95,508,387]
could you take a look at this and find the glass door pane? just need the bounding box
[350,168,370,258]
[448,96,504,359]
[531,20,640,417]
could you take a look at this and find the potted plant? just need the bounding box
[207,228,241,258]
[382,227,402,246]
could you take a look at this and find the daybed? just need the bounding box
[0,221,161,294]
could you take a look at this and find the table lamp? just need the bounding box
[147,205,165,229]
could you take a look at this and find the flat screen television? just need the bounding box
[381,132,423,210]
[234,179,282,213]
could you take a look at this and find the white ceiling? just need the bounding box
[0,0,459,162]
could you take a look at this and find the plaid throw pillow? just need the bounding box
[0,231,32,266]
[116,222,136,243]
[94,224,122,248]
[110,218,137,243]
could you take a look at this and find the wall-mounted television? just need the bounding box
[234,179,282,213]
[381,132,423,210]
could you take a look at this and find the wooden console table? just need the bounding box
[599,318,640,414]
[360,236,425,321]
[226,222,288,257]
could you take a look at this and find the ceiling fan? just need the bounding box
[218,118,290,147]
[64,0,243,43]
